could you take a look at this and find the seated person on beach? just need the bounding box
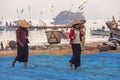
[109,40,117,50]
[108,33,113,41]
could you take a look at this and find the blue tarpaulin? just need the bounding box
[0,52,120,80]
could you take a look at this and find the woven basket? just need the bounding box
[97,44,109,52]
[8,40,17,50]
[45,30,62,44]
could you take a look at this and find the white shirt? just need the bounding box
[72,30,80,44]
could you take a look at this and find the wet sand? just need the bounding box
[0,42,120,56]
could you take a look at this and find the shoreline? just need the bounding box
[0,42,120,56]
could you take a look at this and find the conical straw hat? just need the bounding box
[70,19,85,28]
[70,19,81,26]
[17,20,30,28]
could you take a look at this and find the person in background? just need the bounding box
[109,40,117,50]
[69,19,85,70]
[1,41,4,50]
[102,26,105,31]
[108,32,117,50]
[12,20,30,67]
[108,33,113,41]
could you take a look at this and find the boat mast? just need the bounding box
[51,0,56,25]
[39,11,43,26]
[16,8,20,19]
[16,8,24,20]
[69,4,73,12]
[28,4,32,25]
[21,8,24,19]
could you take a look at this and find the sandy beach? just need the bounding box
[0,42,120,56]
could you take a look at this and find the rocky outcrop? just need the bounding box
[54,11,85,25]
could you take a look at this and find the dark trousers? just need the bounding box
[14,41,28,62]
[70,44,81,68]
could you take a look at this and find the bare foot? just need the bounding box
[74,67,77,71]
[12,60,15,67]
[69,62,72,68]
[24,62,27,67]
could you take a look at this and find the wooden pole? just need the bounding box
[12,25,71,29]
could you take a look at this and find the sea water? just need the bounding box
[0,52,120,80]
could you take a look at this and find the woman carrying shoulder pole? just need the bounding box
[69,19,85,70]
[12,20,30,67]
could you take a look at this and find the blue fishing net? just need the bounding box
[0,52,120,80]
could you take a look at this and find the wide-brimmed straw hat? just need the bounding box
[17,20,30,28]
[70,19,85,28]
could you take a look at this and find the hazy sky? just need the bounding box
[0,0,120,20]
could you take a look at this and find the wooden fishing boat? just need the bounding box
[0,26,4,31]
[106,16,120,44]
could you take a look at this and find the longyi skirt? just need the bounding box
[70,44,81,68]
[15,42,28,62]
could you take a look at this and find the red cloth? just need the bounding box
[69,28,83,45]
[16,27,29,46]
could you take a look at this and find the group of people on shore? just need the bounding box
[11,19,85,71]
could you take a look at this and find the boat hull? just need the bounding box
[106,22,120,39]
[90,30,110,36]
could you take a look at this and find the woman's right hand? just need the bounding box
[72,36,75,40]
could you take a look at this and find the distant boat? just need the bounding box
[4,21,16,31]
[90,26,110,36]
[5,25,16,31]
[0,20,4,31]
[93,22,97,24]
[0,26,4,31]
[90,29,110,36]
